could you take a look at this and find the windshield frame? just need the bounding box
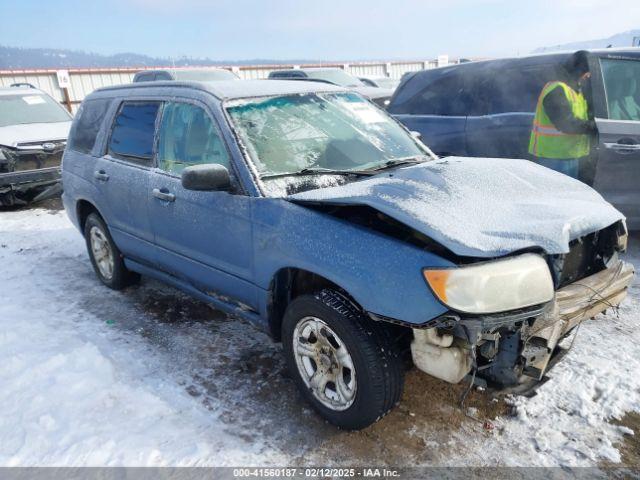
[222,91,437,196]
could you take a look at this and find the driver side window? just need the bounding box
[601,59,640,121]
[157,102,230,175]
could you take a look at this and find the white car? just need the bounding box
[0,85,72,206]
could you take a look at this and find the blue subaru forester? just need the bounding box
[62,79,633,429]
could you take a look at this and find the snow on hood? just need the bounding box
[289,157,625,258]
[0,121,71,147]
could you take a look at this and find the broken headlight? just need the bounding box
[423,253,554,314]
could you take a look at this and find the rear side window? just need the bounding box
[68,98,111,154]
[485,65,561,114]
[406,74,473,116]
[154,72,173,81]
[108,102,160,164]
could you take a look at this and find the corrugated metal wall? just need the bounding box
[0,60,444,113]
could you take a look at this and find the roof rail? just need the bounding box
[10,82,37,89]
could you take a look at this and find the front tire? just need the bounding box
[282,289,404,430]
[84,213,139,290]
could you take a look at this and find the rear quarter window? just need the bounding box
[68,98,112,154]
[404,74,473,116]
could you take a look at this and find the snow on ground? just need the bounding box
[0,205,639,467]
[0,208,287,466]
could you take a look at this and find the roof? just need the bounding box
[0,86,43,96]
[421,47,640,74]
[270,67,342,73]
[93,79,346,100]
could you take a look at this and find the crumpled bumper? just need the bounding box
[411,259,635,388]
[520,259,635,379]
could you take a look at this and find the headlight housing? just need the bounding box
[618,220,628,252]
[423,253,554,314]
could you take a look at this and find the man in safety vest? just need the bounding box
[529,52,597,182]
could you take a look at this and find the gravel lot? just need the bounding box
[1,198,638,468]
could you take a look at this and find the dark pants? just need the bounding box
[535,155,596,186]
[535,157,580,179]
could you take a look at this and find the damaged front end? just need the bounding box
[0,141,65,206]
[410,221,635,391]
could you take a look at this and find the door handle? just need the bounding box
[603,142,640,153]
[152,188,176,202]
[94,170,110,181]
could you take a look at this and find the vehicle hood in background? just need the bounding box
[289,157,624,258]
[352,86,394,100]
[0,122,72,148]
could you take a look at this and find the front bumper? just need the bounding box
[521,259,634,378]
[411,260,635,388]
[0,167,61,206]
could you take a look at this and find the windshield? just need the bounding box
[226,92,429,178]
[305,70,365,87]
[0,93,71,128]
[173,69,239,81]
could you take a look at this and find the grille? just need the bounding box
[554,223,621,288]
[16,139,66,150]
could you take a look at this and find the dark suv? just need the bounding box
[388,49,640,228]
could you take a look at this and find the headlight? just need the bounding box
[423,253,554,314]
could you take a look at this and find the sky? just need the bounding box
[1,0,639,61]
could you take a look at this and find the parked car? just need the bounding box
[62,79,633,430]
[267,68,393,107]
[387,49,640,229]
[358,75,400,91]
[133,67,239,82]
[0,84,72,206]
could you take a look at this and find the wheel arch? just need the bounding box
[75,198,105,235]
[267,267,362,342]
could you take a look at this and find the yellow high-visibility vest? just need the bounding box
[529,81,590,159]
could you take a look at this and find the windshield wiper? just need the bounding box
[261,167,378,179]
[365,156,426,172]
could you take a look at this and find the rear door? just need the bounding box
[465,64,561,159]
[94,100,160,264]
[593,56,640,228]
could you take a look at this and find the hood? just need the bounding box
[352,86,394,100]
[289,157,624,258]
[0,121,72,148]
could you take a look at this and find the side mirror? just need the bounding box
[410,131,422,140]
[181,164,231,191]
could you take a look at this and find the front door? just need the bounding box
[594,56,640,229]
[148,100,257,309]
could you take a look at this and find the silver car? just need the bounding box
[0,85,72,206]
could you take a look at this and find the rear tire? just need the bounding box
[84,213,140,290]
[282,289,404,430]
